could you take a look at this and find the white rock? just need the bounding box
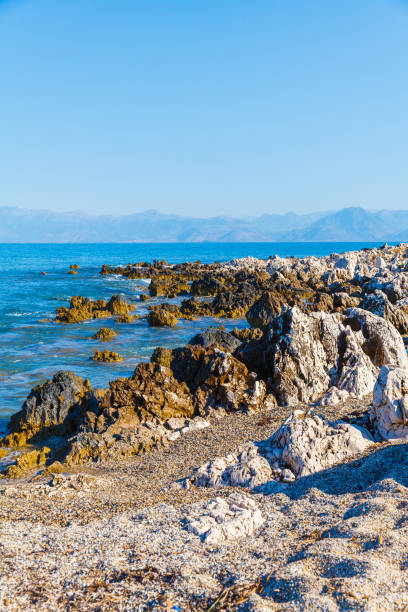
[372,366,408,440]
[186,493,264,544]
[192,443,272,489]
[265,411,374,477]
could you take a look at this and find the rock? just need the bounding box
[147,304,181,327]
[191,411,374,489]
[360,290,408,335]
[239,306,408,406]
[261,411,374,478]
[372,366,408,440]
[92,327,117,340]
[192,443,273,489]
[56,295,134,323]
[246,292,286,328]
[5,447,51,478]
[190,277,224,296]
[152,345,266,415]
[6,371,91,442]
[232,327,263,342]
[149,276,190,298]
[139,293,150,301]
[188,329,241,353]
[115,314,138,323]
[93,351,123,362]
[186,493,264,544]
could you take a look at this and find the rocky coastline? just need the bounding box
[2,243,408,609]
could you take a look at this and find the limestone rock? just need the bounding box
[262,411,374,478]
[360,290,408,335]
[92,327,117,341]
[192,443,272,489]
[239,306,408,406]
[147,304,181,327]
[186,493,264,544]
[188,329,241,353]
[93,350,123,362]
[372,366,408,440]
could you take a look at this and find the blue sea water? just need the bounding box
[0,242,393,430]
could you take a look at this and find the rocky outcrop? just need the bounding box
[186,493,264,544]
[190,411,374,490]
[93,351,123,362]
[92,327,117,340]
[246,292,286,329]
[360,290,408,335]
[152,345,267,414]
[192,444,272,489]
[147,304,181,327]
[372,366,408,440]
[239,306,408,406]
[188,329,241,353]
[56,295,135,323]
[6,371,91,444]
[149,276,190,298]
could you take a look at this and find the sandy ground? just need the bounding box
[1,402,408,611]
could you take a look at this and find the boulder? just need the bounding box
[246,291,286,329]
[372,366,408,440]
[147,304,181,327]
[152,345,266,414]
[261,411,374,478]
[360,290,408,335]
[7,371,91,441]
[186,493,264,544]
[190,411,374,489]
[192,443,272,489]
[239,306,408,406]
[92,327,117,340]
[188,329,241,353]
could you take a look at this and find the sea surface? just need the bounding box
[0,242,393,431]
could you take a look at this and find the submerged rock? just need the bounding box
[93,351,123,362]
[92,327,117,341]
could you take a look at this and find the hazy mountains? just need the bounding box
[1,206,408,243]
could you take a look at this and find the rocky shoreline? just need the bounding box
[2,243,408,610]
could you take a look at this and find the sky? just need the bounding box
[0,0,407,218]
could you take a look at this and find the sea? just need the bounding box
[0,242,393,431]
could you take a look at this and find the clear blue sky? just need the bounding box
[0,0,407,217]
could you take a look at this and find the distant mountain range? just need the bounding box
[1,206,408,242]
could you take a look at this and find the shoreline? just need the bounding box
[1,242,408,609]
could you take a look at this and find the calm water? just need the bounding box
[0,242,392,430]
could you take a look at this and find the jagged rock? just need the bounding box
[261,411,374,478]
[93,350,123,362]
[6,371,92,442]
[56,295,134,323]
[152,345,266,414]
[188,329,241,353]
[372,366,408,440]
[360,290,408,335]
[149,276,190,298]
[333,292,360,310]
[191,411,374,489]
[92,327,117,340]
[246,292,286,328]
[192,443,273,489]
[232,327,263,342]
[239,306,408,406]
[186,493,264,544]
[210,283,260,318]
[190,277,224,296]
[148,304,181,327]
